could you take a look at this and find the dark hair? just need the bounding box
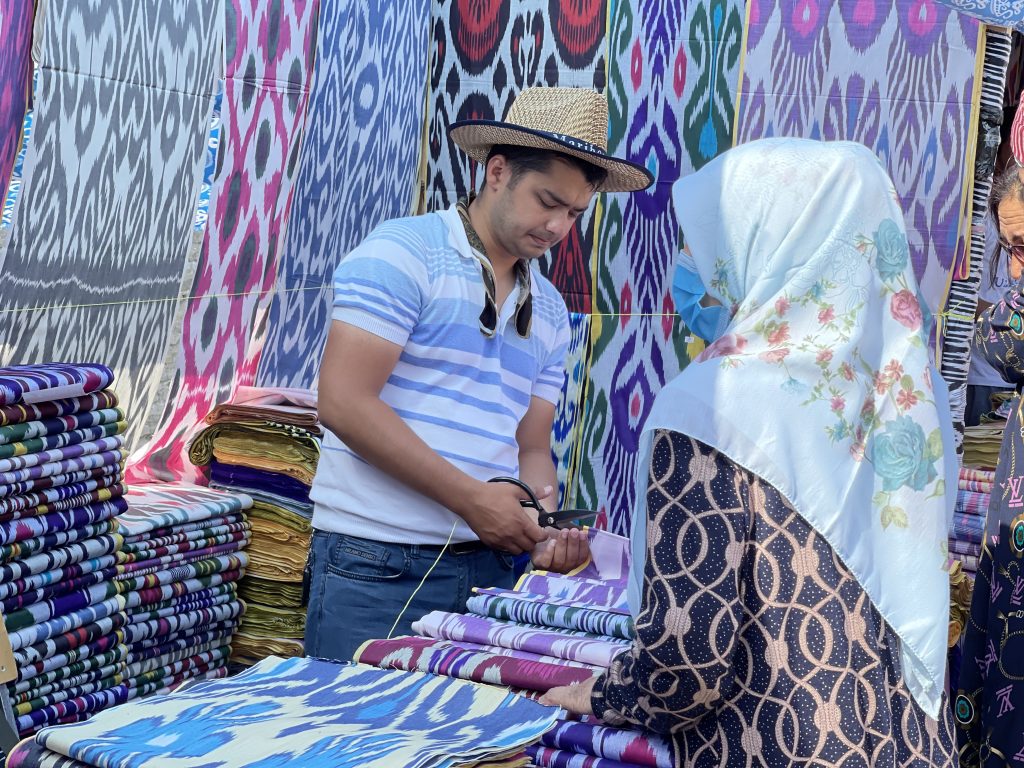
[485,144,608,190]
[988,164,1024,288]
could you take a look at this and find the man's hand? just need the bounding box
[538,677,597,715]
[531,527,590,573]
[457,481,548,555]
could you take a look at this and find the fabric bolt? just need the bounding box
[11,646,128,700]
[256,0,428,390]
[126,0,320,484]
[355,636,596,692]
[527,747,641,768]
[0,392,118,428]
[203,389,319,428]
[949,539,981,558]
[0,365,115,407]
[15,672,126,720]
[115,553,248,590]
[121,518,250,551]
[0,497,126,548]
[118,602,245,645]
[951,513,985,545]
[122,578,237,612]
[567,529,631,584]
[514,574,630,614]
[124,666,229,703]
[119,482,252,537]
[238,603,304,638]
[7,738,90,767]
[0,408,123,446]
[473,588,629,618]
[0,482,125,521]
[2,564,123,618]
[0,550,120,604]
[0,533,122,584]
[15,615,128,669]
[425,638,600,671]
[540,721,672,768]
[14,630,125,687]
[37,655,558,767]
[961,468,997,484]
[126,590,237,625]
[412,611,629,668]
[0,0,222,453]
[0,447,126,485]
[209,460,312,500]
[0,0,32,205]
[117,530,249,563]
[190,422,319,470]
[0,464,123,500]
[211,487,312,521]
[574,0,744,529]
[959,480,994,493]
[5,581,121,634]
[238,577,303,607]
[957,490,991,517]
[0,422,126,462]
[18,683,131,735]
[0,519,120,565]
[9,595,126,652]
[126,622,237,656]
[244,515,307,580]
[466,595,634,641]
[231,633,304,665]
[247,498,312,532]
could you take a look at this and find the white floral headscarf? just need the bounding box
[631,137,956,719]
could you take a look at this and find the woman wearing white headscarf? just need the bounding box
[541,138,957,765]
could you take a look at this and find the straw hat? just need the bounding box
[449,87,654,193]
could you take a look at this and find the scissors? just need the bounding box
[487,476,598,529]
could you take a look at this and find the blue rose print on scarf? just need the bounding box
[866,415,938,492]
[874,219,910,281]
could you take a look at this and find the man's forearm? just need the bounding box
[518,447,559,512]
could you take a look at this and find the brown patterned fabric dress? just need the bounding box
[591,431,957,766]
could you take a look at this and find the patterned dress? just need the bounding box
[957,285,1024,767]
[592,431,956,767]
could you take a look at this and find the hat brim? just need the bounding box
[449,120,654,193]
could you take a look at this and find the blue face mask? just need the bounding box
[671,263,730,343]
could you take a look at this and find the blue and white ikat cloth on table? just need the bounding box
[34,655,558,767]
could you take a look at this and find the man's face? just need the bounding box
[999,195,1024,281]
[489,158,596,261]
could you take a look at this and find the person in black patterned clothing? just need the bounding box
[542,138,957,766]
[956,161,1024,767]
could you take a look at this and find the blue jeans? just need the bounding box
[304,530,516,663]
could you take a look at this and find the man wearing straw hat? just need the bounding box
[305,87,653,661]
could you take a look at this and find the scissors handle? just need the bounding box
[488,477,596,529]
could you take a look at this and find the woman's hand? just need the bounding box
[538,677,597,716]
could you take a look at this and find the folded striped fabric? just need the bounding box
[0,408,123,447]
[539,721,673,768]
[955,489,990,518]
[0,365,114,408]
[465,594,634,640]
[0,391,118,428]
[412,610,629,668]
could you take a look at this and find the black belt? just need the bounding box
[418,540,490,556]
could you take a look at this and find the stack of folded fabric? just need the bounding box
[188,386,317,665]
[7,655,559,767]
[111,483,251,704]
[949,467,994,577]
[356,528,676,768]
[0,363,132,737]
[962,399,1010,469]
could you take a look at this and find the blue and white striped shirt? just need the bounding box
[310,205,571,545]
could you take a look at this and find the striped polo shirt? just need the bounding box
[310,205,571,545]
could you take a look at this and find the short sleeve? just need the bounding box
[331,233,429,347]
[532,305,571,405]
